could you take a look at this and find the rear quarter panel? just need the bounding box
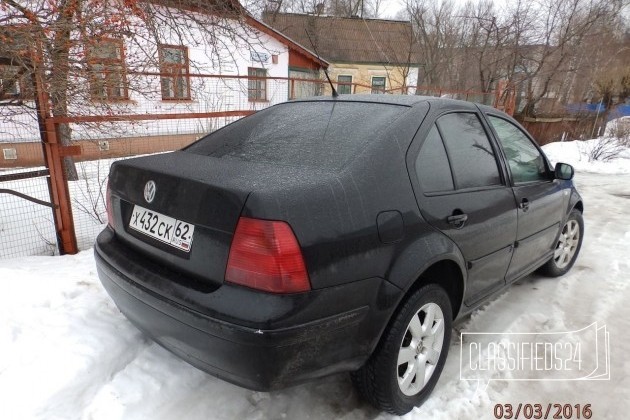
[241,102,465,297]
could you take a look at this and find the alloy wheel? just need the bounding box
[397,302,445,396]
[554,219,580,269]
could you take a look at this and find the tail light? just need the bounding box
[225,217,311,293]
[106,180,114,227]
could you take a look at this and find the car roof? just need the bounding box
[291,94,483,110]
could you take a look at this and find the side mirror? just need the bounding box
[555,162,574,180]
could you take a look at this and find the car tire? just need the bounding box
[538,209,584,277]
[351,284,452,415]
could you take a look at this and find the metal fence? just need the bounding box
[0,72,499,258]
[0,169,58,257]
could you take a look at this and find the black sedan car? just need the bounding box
[95,95,583,415]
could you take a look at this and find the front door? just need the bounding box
[484,114,565,281]
[410,109,518,306]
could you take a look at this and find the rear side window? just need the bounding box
[416,125,454,193]
[436,113,501,189]
[186,101,408,170]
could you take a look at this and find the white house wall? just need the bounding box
[406,67,418,95]
[0,5,290,144]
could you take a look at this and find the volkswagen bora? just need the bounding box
[95,95,583,414]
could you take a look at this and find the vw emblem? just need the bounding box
[144,180,156,203]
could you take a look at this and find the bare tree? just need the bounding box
[398,0,623,114]
[516,0,621,116]
[262,0,382,18]
[0,0,262,178]
[369,16,418,93]
[402,0,460,89]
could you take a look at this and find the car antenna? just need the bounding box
[304,29,338,98]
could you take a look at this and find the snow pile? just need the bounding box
[603,116,630,137]
[542,138,630,174]
[1,172,630,419]
[0,251,361,420]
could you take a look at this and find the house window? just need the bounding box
[288,69,321,99]
[337,75,352,95]
[248,67,267,101]
[159,45,190,100]
[0,65,33,100]
[371,76,386,94]
[0,67,19,99]
[88,39,128,100]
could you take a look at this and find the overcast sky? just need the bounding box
[376,0,512,20]
[252,0,628,23]
[378,0,405,19]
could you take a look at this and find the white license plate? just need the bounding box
[129,205,195,252]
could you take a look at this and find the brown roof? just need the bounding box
[262,12,420,66]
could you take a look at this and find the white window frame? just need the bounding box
[158,44,191,101]
[371,76,386,94]
[337,74,353,95]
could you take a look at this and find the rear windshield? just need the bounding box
[185,101,408,170]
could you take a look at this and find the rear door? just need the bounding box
[408,106,518,306]
[483,113,565,281]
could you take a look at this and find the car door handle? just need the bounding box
[519,198,530,212]
[447,213,468,227]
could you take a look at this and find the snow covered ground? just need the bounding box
[543,138,630,174]
[1,141,629,419]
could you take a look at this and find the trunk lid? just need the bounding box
[108,152,251,289]
[108,151,338,290]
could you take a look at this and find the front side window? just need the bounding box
[488,116,548,184]
[337,75,352,94]
[416,125,454,193]
[248,67,267,101]
[436,113,501,189]
[88,39,127,100]
[371,76,386,94]
[159,45,190,100]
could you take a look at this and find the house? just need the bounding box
[0,1,327,168]
[262,12,420,94]
[246,17,327,98]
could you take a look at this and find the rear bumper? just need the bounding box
[95,229,401,390]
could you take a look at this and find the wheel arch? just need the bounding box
[404,259,465,320]
[375,232,467,355]
[386,231,468,323]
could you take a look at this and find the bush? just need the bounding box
[579,137,624,162]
